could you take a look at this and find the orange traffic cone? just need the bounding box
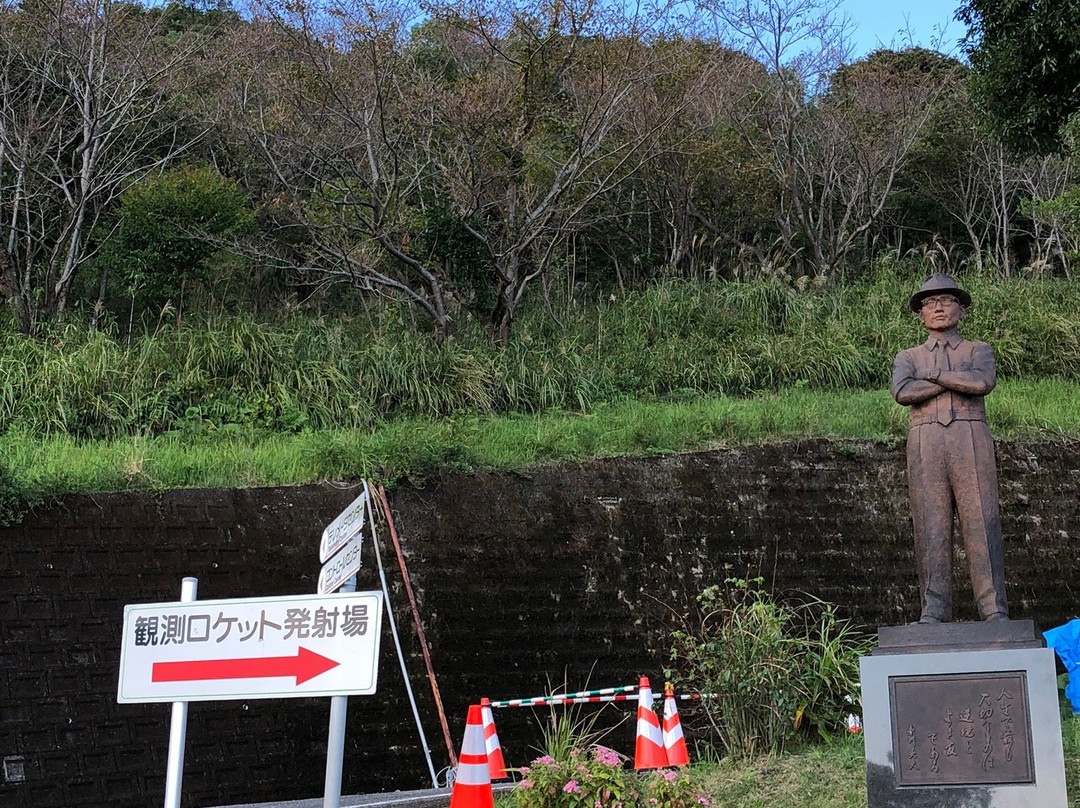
[662,682,689,766]
[479,697,509,780]
[449,705,494,808]
[634,676,669,770]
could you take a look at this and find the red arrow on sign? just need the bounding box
[151,646,340,686]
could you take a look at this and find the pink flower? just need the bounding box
[519,766,531,775]
[563,780,582,794]
[577,764,589,773]
[519,780,534,790]
[533,755,555,765]
[663,770,678,782]
[593,745,621,767]
[695,795,711,806]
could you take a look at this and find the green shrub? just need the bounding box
[667,578,873,758]
[105,164,255,313]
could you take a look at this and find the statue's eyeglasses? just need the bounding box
[921,295,959,309]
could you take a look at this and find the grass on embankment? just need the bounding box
[6,378,1079,496]
[697,706,1079,807]
[489,706,1079,808]
[696,731,868,808]
[700,706,1080,807]
[4,273,1080,442]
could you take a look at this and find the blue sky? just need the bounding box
[843,0,966,58]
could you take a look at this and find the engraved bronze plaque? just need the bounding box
[889,671,1034,786]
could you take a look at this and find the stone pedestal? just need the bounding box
[860,620,1069,807]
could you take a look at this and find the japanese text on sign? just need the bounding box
[890,671,1033,787]
[132,604,370,647]
[320,487,369,563]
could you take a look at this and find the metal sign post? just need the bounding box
[323,575,356,808]
[164,577,197,808]
[119,481,392,808]
[319,479,441,804]
[320,484,371,808]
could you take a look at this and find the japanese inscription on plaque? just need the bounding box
[889,671,1034,787]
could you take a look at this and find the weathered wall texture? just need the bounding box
[1,440,1078,808]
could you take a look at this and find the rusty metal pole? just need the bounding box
[376,484,457,769]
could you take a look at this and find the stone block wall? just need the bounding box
[1,441,1078,807]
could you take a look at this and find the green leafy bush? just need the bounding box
[105,164,255,312]
[668,578,873,758]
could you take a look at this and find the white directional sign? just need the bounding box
[117,591,382,703]
[317,531,363,594]
[319,487,370,563]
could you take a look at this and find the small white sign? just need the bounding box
[117,592,382,703]
[317,531,363,594]
[319,487,369,563]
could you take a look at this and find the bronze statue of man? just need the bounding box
[890,274,1009,624]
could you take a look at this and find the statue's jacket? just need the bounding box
[890,333,995,428]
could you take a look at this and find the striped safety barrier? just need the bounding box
[489,685,718,707]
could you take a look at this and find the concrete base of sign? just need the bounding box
[860,637,1068,808]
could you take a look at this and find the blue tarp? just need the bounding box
[1043,619,1080,714]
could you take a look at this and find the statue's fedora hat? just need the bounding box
[909,273,972,312]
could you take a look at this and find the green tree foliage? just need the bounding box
[409,3,697,342]
[105,165,254,314]
[959,0,1080,155]
[725,44,941,277]
[0,0,221,334]
[867,50,976,257]
[1020,187,1080,275]
[147,0,241,38]
[0,0,1072,343]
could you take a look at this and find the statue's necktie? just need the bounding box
[934,339,953,425]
